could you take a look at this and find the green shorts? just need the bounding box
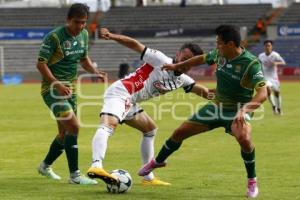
[188,102,251,134]
[42,91,77,118]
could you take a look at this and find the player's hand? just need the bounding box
[161,63,178,71]
[233,109,247,128]
[100,28,111,40]
[95,70,108,83]
[207,89,216,100]
[55,83,72,98]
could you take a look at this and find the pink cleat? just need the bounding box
[138,159,166,176]
[247,178,259,198]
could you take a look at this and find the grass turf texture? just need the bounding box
[0,82,299,200]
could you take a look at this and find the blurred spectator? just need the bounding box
[118,62,130,78]
[180,0,186,7]
[254,18,266,35]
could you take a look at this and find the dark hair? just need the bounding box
[180,43,204,56]
[215,25,241,47]
[67,3,90,19]
[264,40,273,45]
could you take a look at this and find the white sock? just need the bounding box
[91,124,114,168]
[268,94,276,108]
[141,129,157,180]
[274,95,282,110]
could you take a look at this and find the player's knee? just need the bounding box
[98,123,115,136]
[143,128,157,137]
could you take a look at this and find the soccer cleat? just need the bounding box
[141,177,171,186]
[247,178,259,198]
[87,167,118,185]
[68,175,98,185]
[138,159,166,176]
[38,166,61,180]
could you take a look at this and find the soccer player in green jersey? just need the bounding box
[139,25,267,198]
[36,3,106,185]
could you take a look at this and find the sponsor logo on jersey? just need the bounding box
[63,40,72,49]
[73,41,78,46]
[65,49,84,56]
[253,71,264,79]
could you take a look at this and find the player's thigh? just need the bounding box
[100,113,119,129]
[124,111,157,133]
[171,121,210,142]
[42,92,74,118]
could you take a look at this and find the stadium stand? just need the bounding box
[101,4,272,36]
[277,2,300,25]
[0,37,215,80]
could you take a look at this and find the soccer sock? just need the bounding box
[64,133,79,173]
[43,137,64,166]
[241,148,256,179]
[268,94,276,108]
[274,95,282,110]
[155,138,182,164]
[141,129,156,180]
[91,124,113,168]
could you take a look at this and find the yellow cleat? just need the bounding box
[87,167,118,185]
[141,177,171,186]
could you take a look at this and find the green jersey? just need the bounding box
[205,48,265,110]
[38,26,89,94]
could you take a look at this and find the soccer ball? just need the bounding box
[106,169,132,193]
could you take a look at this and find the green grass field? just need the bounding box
[0,82,299,200]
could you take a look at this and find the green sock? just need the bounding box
[44,137,64,166]
[156,138,182,163]
[64,134,79,173]
[241,148,256,178]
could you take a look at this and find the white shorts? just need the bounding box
[100,80,143,122]
[266,79,280,92]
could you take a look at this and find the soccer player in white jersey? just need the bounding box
[258,40,285,115]
[87,28,211,186]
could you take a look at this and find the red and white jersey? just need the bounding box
[120,47,195,102]
[258,51,285,81]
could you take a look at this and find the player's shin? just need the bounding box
[91,124,113,168]
[43,136,64,166]
[64,133,79,173]
[155,138,182,164]
[141,129,157,180]
[241,148,256,178]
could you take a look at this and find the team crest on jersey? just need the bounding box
[235,65,241,73]
[63,41,72,49]
[153,81,168,94]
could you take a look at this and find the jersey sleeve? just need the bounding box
[180,74,196,93]
[141,47,172,68]
[274,52,285,64]
[81,29,89,59]
[205,48,218,65]
[241,59,266,90]
[37,33,57,64]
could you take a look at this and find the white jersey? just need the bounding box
[258,51,285,81]
[120,47,195,102]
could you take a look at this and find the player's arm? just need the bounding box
[36,33,71,96]
[100,28,145,53]
[36,62,71,96]
[190,84,214,100]
[162,54,206,73]
[80,56,107,82]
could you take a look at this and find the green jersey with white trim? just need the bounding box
[38,26,89,94]
[205,48,265,110]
